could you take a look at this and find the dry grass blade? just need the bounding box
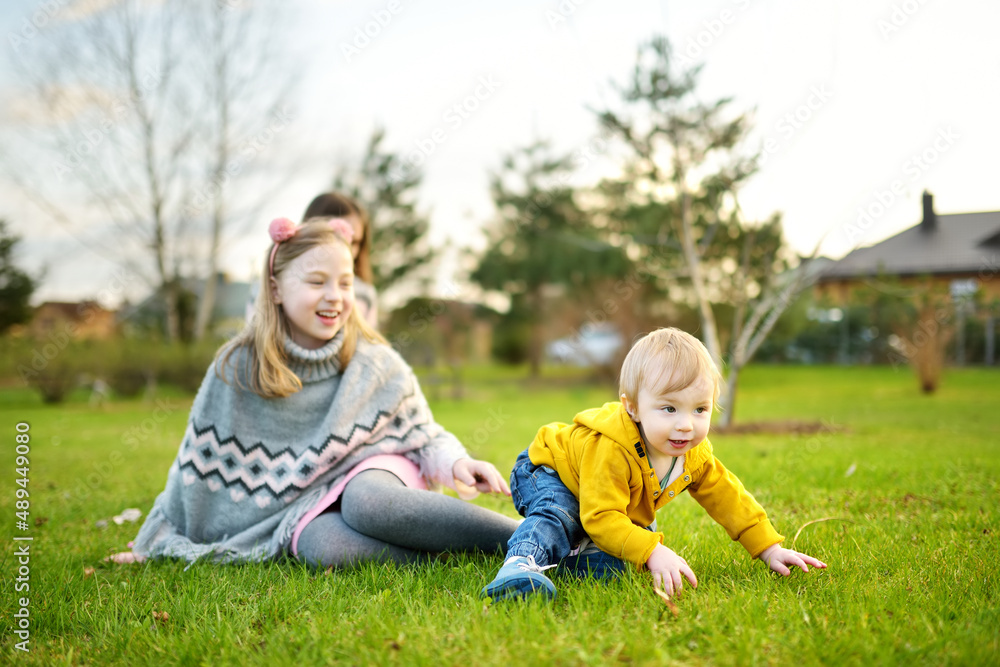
[653,588,679,616]
[793,517,856,544]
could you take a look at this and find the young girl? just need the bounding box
[119,217,517,567]
[302,192,379,329]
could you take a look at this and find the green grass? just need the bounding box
[1,364,998,665]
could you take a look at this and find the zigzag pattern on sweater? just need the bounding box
[175,388,437,505]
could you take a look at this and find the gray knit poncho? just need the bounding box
[131,333,467,563]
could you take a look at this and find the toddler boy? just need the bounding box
[482,327,826,600]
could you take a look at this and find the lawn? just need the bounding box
[1,364,998,665]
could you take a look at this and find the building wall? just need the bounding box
[815,271,1000,305]
[28,302,118,341]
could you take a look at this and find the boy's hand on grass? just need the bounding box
[758,544,827,576]
[646,544,697,597]
[452,458,511,496]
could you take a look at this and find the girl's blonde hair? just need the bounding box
[217,219,386,398]
[619,327,722,407]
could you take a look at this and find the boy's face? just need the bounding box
[623,375,714,460]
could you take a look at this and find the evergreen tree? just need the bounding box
[471,141,629,376]
[597,37,814,425]
[0,220,39,335]
[331,127,436,297]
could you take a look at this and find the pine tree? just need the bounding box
[0,220,39,336]
[471,141,629,376]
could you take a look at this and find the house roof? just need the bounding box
[821,210,1000,281]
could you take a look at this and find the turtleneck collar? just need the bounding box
[284,331,345,382]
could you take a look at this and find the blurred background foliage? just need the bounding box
[3,25,996,412]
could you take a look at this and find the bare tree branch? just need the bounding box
[4,0,299,341]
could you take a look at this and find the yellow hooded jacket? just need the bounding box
[527,402,784,568]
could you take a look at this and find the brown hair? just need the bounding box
[217,219,385,398]
[302,192,373,284]
[619,327,721,408]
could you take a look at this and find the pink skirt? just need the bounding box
[289,454,427,556]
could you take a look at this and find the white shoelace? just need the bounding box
[505,554,558,573]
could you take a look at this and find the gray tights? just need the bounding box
[295,469,519,569]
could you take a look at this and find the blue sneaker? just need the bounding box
[481,555,557,600]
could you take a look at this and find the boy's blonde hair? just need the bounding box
[619,327,722,407]
[217,219,385,398]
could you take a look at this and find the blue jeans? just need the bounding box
[507,449,627,578]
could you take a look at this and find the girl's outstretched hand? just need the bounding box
[758,543,827,576]
[103,551,144,564]
[452,458,511,497]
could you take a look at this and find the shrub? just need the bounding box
[107,366,150,398]
[491,323,529,365]
[30,370,78,403]
[19,345,83,404]
[105,341,156,398]
[156,341,218,393]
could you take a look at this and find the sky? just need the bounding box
[2,0,999,307]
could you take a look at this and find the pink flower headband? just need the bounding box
[267,217,355,276]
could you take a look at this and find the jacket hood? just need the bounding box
[573,402,640,447]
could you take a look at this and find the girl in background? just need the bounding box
[302,192,379,329]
